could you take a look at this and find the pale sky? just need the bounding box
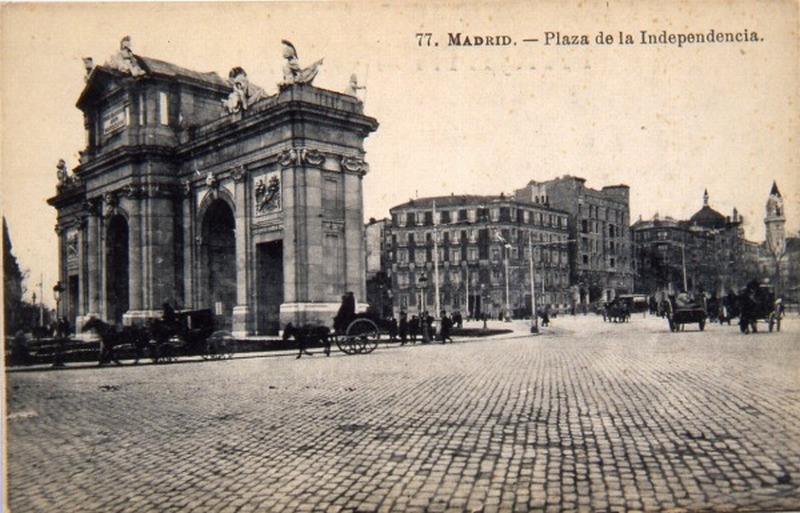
[2,1,798,306]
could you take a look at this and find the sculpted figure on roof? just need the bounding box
[223,67,267,114]
[106,36,146,77]
[280,40,323,87]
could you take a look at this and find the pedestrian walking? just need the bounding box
[52,317,70,367]
[399,310,409,345]
[440,310,453,343]
[409,315,419,343]
[388,316,398,341]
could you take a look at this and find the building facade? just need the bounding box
[632,190,757,296]
[364,218,392,318]
[515,176,633,306]
[47,39,378,336]
[385,195,571,319]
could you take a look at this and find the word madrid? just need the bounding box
[544,29,759,47]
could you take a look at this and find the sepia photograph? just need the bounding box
[2,1,799,511]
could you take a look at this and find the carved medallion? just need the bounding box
[103,191,119,207]
[205,172,219,190]
[231,165,247,182]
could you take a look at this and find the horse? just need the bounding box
[736,283,775,334]
[82,317,149,365]
[282,322,331,358]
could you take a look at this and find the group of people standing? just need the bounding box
[388,310,456,344]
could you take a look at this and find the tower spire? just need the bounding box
[770,180,781,197]
[703,189,709,207]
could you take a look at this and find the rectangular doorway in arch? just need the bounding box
[257,240,283,335]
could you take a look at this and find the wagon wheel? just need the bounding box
[346,318,380,354]
[111,343,140,365]
[335,334,357,355]
[204,331,235,360]
[156,336,181,363]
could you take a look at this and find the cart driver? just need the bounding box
[333,291,356,333]
[675,291,697,309]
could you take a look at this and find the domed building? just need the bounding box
[633,189,759,296]
[688,190,728,230]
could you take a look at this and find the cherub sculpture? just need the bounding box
[280,40,323,87]
[344,73,366,98]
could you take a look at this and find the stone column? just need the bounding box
[182,184,195,309]
[127,194,143,311]
[232,166,253,336]
[77,219,87,321]
[85,212,102,317]
[343,170,367,301]
[282,163,298,304]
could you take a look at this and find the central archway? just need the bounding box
[201,199,236,330]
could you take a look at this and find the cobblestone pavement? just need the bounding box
[5,315,800,513]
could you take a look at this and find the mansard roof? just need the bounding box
[390,194,568,216]
[77,56,229,110]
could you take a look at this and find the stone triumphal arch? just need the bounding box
[48,38,379,336]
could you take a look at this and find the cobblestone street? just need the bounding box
[5,315,800,512]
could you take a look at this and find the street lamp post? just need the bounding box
[503,243,511,321]
[528,236,575,335]
[418,272,427,313]
[529,234,538,334]
[52,281,66,368]
[53,281,64,318]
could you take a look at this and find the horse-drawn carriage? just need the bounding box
[283,314,383,356]
[601,299,631,323]
[83,308,234,365]
[663,294,707,332]
[149,308,234,362]
[736,282,781,334]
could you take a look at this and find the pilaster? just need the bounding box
[232,166,253,336]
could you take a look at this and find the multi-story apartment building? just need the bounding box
[385,194,571,319]
[514,176,633,306]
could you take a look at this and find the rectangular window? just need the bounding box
[138,93,146,126]
[159,91,169,126]
[450,249,461,264]
[440,210,451,224]
[468,247,478,262]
